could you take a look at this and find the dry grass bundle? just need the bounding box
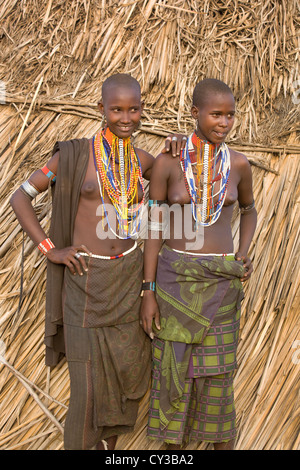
[1,0,299,142]
[0,0,299,451]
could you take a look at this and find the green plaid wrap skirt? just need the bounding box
[147,245,244,445]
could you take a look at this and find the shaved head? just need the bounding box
[102,74,141,102]
[192,78,233,108]
[98,73,143,138]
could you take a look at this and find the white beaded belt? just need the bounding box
[78,241,137,260]
[171,247,235,257]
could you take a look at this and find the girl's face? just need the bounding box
[98,85,143,139]
[191,92,235,144]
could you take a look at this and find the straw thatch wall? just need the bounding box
[0,1,299,450]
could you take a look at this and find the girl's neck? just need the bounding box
[192,131,221,152]
[102,125,131,146]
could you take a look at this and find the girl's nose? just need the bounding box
[121,112,130,123]
[219,115,229,127]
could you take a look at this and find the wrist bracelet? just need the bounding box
[38,238,55,255]
[142,281,156,291]
[141,281,156,295]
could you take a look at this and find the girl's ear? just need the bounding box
[97,100,104,115]
[191,105,199,120]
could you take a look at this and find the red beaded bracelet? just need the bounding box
[38,238,55,254]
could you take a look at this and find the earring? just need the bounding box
[101,114,106,128]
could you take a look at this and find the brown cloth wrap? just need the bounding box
[63,249,151,439]
[44,138,90,366]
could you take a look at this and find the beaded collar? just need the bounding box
[92,127,145,239]
[180,132,230,227]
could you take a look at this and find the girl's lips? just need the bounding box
[214,131,227,138]
[116,125,135,136]
[112,125,134,137]
[118,124,134,131]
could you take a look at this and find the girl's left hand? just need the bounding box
[235,252,253,281]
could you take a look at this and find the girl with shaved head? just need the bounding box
[140,78,257,450]
[10,73,186,450]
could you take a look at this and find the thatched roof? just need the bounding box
[0,1,299,450]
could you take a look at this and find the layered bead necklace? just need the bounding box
[93,127,145,239]
[180,132,230,227]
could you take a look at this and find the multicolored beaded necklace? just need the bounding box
[92,126,145,239]
[180,132,230,227]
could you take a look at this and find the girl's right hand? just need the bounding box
[46,244,92,276]
[140,292,161,340]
